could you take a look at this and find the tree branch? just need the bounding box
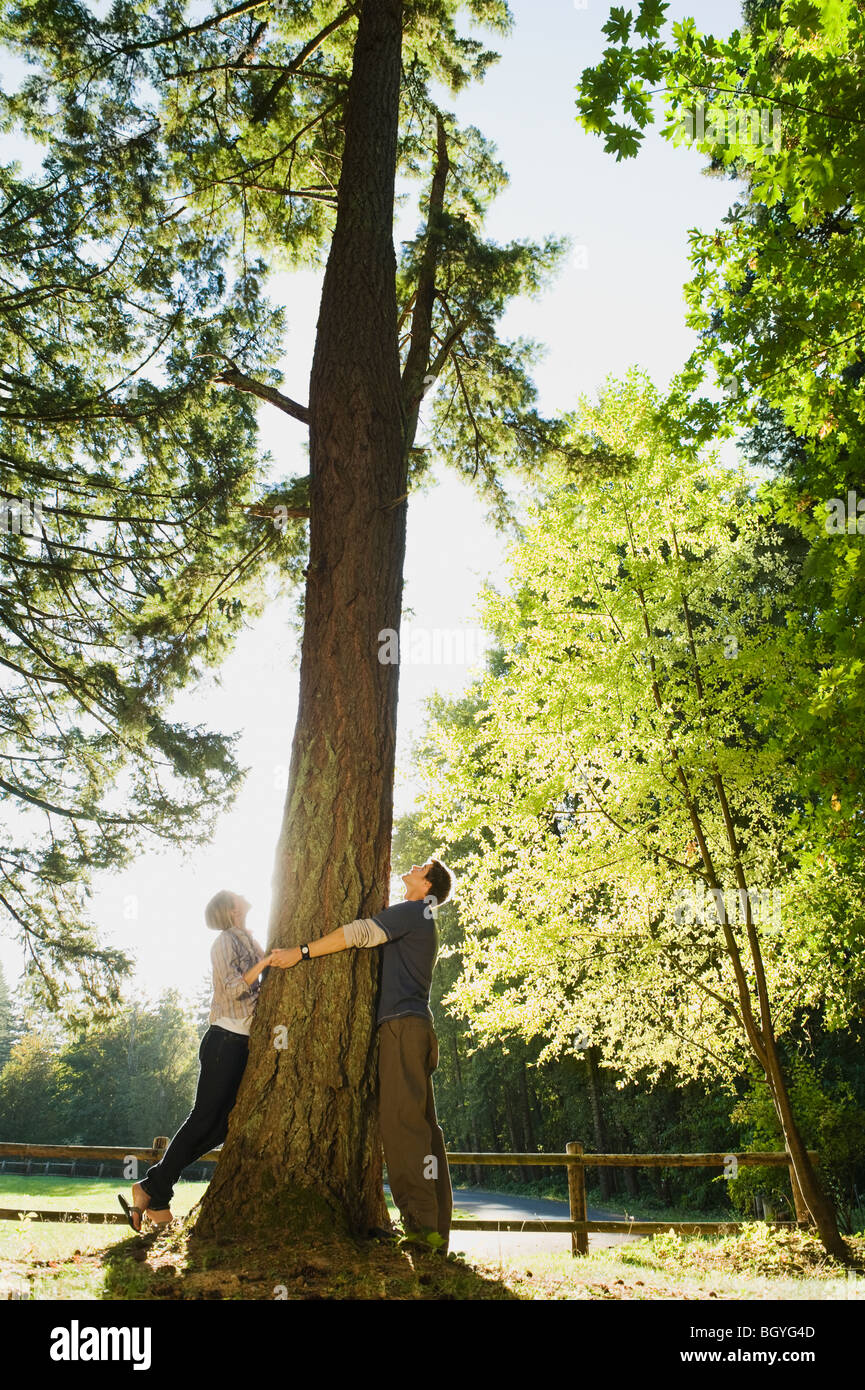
[251,4,358,125]
[213,366,310,424]
[0,776,134,825]
[115,0,276,57]
[400,113,450,451]
[617,491,769,1072]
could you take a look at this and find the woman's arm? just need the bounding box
[212,931,271,998]
[241,954,272,986]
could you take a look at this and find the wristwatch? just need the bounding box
[300,943,311,960]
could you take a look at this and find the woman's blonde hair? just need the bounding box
[205,889,236,932]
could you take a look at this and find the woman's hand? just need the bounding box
[269,946,301,968]
[242,954,272,987]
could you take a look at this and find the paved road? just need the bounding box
[445,1187,643,1260]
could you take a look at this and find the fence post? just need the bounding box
[788,1160,811,1227]
[567,1141,588,1257]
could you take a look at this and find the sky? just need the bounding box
[0,0,746,1006]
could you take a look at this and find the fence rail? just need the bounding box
[447,1151,807,1168]
[447,1143,816,1254]
[0,1139,818,1256]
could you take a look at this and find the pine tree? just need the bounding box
[4,0,565,1242]
[0,8,297,1011]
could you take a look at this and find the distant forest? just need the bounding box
[2,954,862,1230]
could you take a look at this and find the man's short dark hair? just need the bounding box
[425,858,453,908]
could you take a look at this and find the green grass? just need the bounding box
[3,1176,863,1301]
[0,1174,209,1299]
[0,1176,404,1299]
[0,1173,208,1214]
[473,1243,865,1301]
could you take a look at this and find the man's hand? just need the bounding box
[269,946,301,968]
[268,928,350,968]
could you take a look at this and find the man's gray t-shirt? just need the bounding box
[372,899,437,1026]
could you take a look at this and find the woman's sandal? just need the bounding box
[117,1194,145,1233]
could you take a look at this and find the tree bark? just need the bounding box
[195,0,405,1244]
[518,1062,536,1169]
[502,1076,532,1183]
[584,1046,614,1201]
[622,1164,639,1199]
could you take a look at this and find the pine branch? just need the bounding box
[0,776,134,825]
[114,0,276,57]
[401,113,450,448]
[250,4,358,125]
[214,365,310,424]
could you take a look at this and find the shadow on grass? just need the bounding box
[100,1217,524,1301]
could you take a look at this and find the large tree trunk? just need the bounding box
[196,0,405,1244]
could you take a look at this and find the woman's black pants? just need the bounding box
[139,1025,249,1209]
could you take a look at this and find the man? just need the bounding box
[273,859,454,1252]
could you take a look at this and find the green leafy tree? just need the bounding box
[59,992,201,1146]
[0,993,200,1148]
[575,0,865,889]
[395,812,746,1210]
[416,373,856,1258]
[730,1058,865,1233]
[0,962,14,1071]
[0,1031,67,1142]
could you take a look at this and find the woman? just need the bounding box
[118,889,277,1231]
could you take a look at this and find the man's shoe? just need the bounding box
[368,1225,399,1243]
[398,1228,447,1254]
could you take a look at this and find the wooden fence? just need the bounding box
[0,1138,816,1256]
